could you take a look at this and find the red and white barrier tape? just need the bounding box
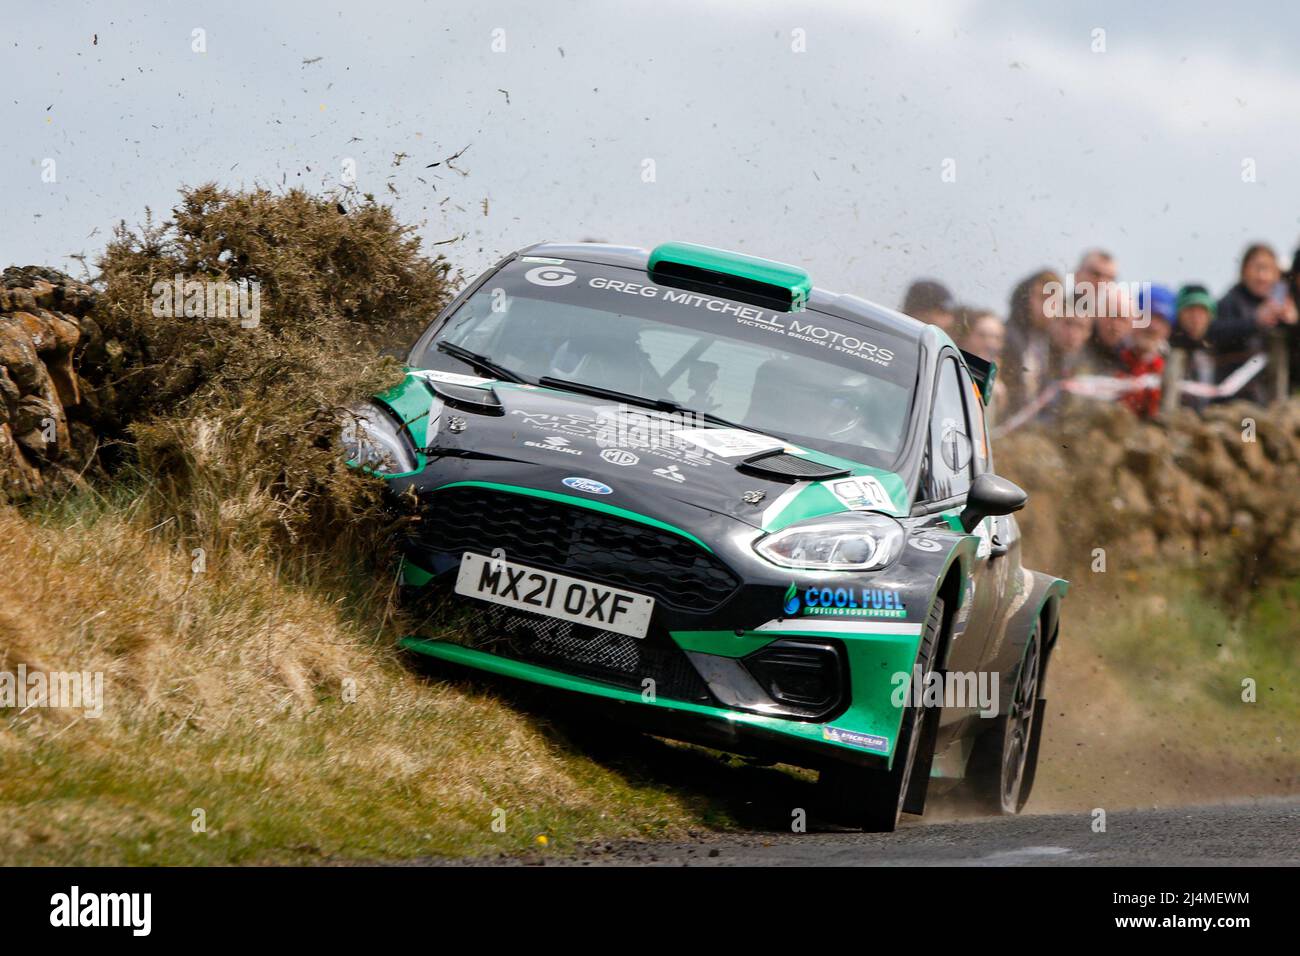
[992,353,1268,437]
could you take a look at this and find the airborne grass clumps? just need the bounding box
[94,184,454,557]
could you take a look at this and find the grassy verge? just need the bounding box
[0,494,736,865]
[1031,565,1298,811]
[3,492,1295,862]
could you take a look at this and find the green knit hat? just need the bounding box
[1175,284,1216,318]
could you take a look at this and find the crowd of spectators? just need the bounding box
[900,243,1300,424]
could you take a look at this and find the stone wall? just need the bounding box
[998,399,1300,581]
[0,266,114,500]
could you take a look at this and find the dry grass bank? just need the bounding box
[0,496,726,864]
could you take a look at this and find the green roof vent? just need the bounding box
[648,241,812,312]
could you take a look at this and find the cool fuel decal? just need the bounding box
[785,583,908,619]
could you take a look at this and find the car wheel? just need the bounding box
[966,617,1043,815]
[817,596,944,833]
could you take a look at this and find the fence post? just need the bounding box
[1269,330,1290,404]
[1161,348,1187,416]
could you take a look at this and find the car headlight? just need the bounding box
[754,512,904,571]
[340,402,419,474]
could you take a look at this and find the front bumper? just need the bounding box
[401,615,923,770]
[395,480,930,769]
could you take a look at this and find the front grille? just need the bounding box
[463,603,713,704]
[418,486,740,613]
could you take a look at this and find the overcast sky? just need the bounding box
[5,0,1299,314]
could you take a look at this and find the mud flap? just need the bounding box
[902,701,941,815]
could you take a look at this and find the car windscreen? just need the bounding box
[410,257,919,469]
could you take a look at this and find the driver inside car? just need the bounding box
[549,323,667,397]
[747,354,870,444]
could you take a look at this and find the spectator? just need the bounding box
[1047,310,1094,381]
[1081,277,1133,374]
[901,279,957,334]
[1208,243,1298,403]
[1017,310,1095,422]
[1075,248,1118,289]
[1073,248,1119,313]
[950,304,977,344]
[960,309,1005,364]
[1116,284,1174,418]
[1002,270,1062,408]
[1173,284,1215,344]
[959,308,1009,417]
[1081,305,1131,375]
[1168,284,1217,411]
[1068,248,1130,373]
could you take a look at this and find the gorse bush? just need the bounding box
[92,184,455,562]
[97,184,453,407]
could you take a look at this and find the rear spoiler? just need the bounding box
[960,350,997,406]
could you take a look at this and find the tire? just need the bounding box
[817,596,944,832]
[965,617,1044,815]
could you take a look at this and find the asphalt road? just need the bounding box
[488,800,1300,866]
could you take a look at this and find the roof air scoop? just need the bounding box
[648,241,813,313]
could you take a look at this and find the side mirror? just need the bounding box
[960,473,1028,532]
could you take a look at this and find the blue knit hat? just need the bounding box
[1138,283,1176,324]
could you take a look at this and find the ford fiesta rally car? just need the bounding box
[344,241,1068,831]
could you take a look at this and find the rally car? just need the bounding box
[342,241,1068,831]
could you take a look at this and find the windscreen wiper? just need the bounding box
[537,376,678,411]
[436,341,526,383]
[690,408,777,437]
[537,376,787,441]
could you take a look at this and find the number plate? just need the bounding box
[454,553,656,639]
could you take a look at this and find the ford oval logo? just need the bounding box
[562,476,613,495]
